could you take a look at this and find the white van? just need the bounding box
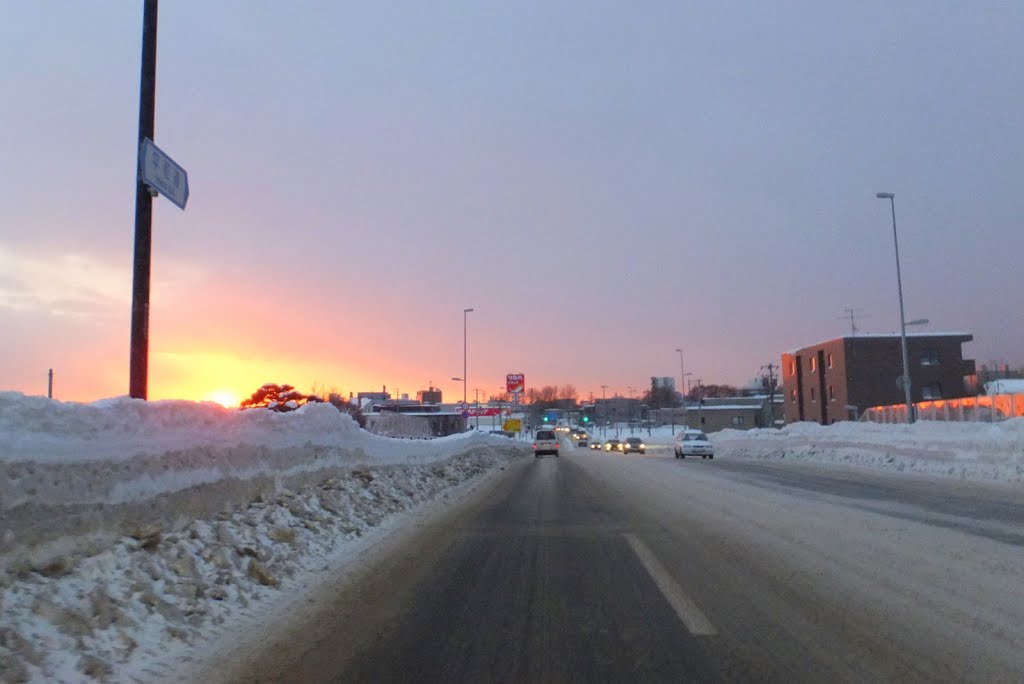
[533,430,560,457]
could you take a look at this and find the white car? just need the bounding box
[533,429,560,457]
[674,430,714,459]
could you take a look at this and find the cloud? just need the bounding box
[0,242,204,320]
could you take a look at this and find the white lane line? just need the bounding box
[624,533,718,636]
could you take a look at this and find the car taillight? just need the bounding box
[532,444,537,449]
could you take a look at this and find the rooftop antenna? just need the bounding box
[839,307,866,336]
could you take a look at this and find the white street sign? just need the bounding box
[140,138,189,210]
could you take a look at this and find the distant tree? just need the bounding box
[644,378,680,409]
[685,384,740,401]
[328,394,367,428]
[559,384,578,402]
[240,383,323,412]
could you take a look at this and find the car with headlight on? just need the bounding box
[674,430,714,459]
[604,438,623,452]
[572,430,589,447]
[622,437,646,454]
[589,440,603,450]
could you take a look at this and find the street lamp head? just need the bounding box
[451,377,463,382]
[876,192,894,199]
[675,348,682,353]
[464,308,474,313]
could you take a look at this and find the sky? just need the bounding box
[2,1,1023,406]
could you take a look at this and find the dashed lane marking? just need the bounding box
[624,533,718,636]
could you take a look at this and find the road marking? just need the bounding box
[624,533,718,636]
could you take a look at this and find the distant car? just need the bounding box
[604,439,623,452]
[574,431,589,447]
[674,430,714,459]
[589,440,603,450]
[623,437,646,454]
[533,429,560,457]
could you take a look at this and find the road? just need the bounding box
[220,439,1024,683]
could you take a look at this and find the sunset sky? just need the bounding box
[2,2,1023,405]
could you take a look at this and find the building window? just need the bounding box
[828,385,835,401]
[810,387,816,402]
[731,416,744,426]
[921,350,940,366]
[790,389,797,402]
[827,353,833,369]
[810,356,817,372]
[921,383,942,399]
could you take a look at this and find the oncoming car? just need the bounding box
[604,439,623,453]
[533,429,560,457]
[623,437,646,454]
[674,430,714,459]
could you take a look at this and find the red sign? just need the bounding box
[506,373,525,394]
[463,407,503,417]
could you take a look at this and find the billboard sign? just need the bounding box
[462,407,503,417]
[506,373,525,394]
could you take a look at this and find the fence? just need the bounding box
[860,393,1024,423]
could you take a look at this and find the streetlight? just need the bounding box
[462,308,474,406]
[876,192,914,423]
[675,348,686,431]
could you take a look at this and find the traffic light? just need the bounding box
[582,416,590,423]
[542,415,549,423]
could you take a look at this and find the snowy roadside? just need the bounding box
[713,419,1024,484]
[1,442,526,683]
[0,393,529,683]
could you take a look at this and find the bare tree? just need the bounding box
[559,384,578,402]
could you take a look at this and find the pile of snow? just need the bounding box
[714,419,1024,483]
[0,392,528,682]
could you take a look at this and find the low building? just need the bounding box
[782,332,975,424]
[654,395,782,432]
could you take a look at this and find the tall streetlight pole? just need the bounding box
[462,308,474,406]
[675,348,686,430]
[876,192,914,423]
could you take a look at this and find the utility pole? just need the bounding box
[129,0,159,399]
[600,384,608,436]
[47,369,53,399]
[760,362,778,428]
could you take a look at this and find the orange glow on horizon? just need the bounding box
[203,389,241,408]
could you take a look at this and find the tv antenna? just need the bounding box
[839,307,866,336]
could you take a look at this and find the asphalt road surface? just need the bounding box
[221,440,1024,683]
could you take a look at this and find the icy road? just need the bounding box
[203,440,1024,683]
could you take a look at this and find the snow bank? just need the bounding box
[714,419,1024,483]
[0,393,508,574]
[0,392,528,682]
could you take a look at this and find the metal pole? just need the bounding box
[879,193,914,423]
[676,348,686,431]
[47,368,53,399]
[129,0,158,400]
[463,308,473,405]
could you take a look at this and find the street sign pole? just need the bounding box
[129,0,158,400]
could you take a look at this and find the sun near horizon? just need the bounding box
[203,389,242,408]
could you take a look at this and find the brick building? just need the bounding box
[782,332,975,424]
